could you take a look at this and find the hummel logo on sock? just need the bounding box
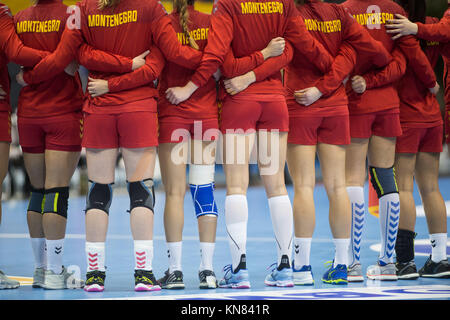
[55,246,62,254]
[431,240,436,248]
[294,245,300,254]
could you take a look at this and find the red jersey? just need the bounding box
[0,3,47,112]
[22,0,202,114]
[397,17,442,127]
[15,0,83,118]
[285,0,392,117]
[158,6,217,120]
[342,0,437,115]
[190,0,335,97]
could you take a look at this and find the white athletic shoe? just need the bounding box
[347,263,364,282]
[366,262,397,281]
[32,267,45,288]
[42,266,84,290]
[0,271,20,289]
[292,264,314,285]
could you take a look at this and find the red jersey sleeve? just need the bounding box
[395,8,436,89]
[220,49,265,79]
[284,9,333,74]
[340,7,392,68]
[396,34,436,89]
[0,7,47,66]
[22,27,83,85]
[315,42,357,97]
[253,41,294,82]
[77,44,133,74]
[107,46,165,93]
[416,10,450,43]
[362,47,407,90]
[152,15,202,71]
[191,0,234,87]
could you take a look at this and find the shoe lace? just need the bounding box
[266,262,277,272]
[324,260,334,269]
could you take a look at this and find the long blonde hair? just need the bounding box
[174,0,199,50]
[98,0,120,10]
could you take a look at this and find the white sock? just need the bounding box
[30,237,46,269]
[134,240,154,271]
[225,194,248,271]
[346,186,365,266]
[333,238,350,267]
[268,195,293,267]
[85,242,106,272]
[430,233,447,263]
[379,193,400,265]
[199,242,215,271]
[167,241,182,273]
[46,239,64,274]
[293,237,312,269]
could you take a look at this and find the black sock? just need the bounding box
[395,229,416,263]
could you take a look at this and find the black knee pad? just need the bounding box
[28,186,45,214]
[369,166,399,199]
[85,181,113,215]
[127,179,155,213]
[42,187,69,219]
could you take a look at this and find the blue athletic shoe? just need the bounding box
[218,265,251,289]
[265,263,294,287]
[322,261,348,285]
[292,264,314,285]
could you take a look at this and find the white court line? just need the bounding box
[416,201,450,217]
[96,285,450,300]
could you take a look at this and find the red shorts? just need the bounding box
[349,108,402,139]
[0,111,11,143]
[83,111,158,149]
[18,112,82,153]
[158,116,219,144]
[220,94,289,133]
[288,115,350,145]
[396,124,443,153]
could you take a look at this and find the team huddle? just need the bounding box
[0,0,449,292]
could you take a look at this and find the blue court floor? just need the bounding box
[0,178,449,300]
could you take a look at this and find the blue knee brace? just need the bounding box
[369,166,399,199]
[189,182,218,218]
[85,181,113,215]
[28,187,45,213]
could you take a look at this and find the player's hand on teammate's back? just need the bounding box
[261,37,285,60]
[429,82,440,95]
[223,71,256,96]
[16,70,28,87]
[132,50,150,70]
[88,77,109,98]
[165,81,199,105]
[294,87,322,106]
[351,75,366,94]
[386,14,418,40]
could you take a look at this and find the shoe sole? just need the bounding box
[0,284,20,289]
[162,283,185,290]
[322,278,348,285]
[265,280,294,287]
[219,281,251,289]
[135,284,161,292]
[347,275,364,282]
[293,274,314,285]
[367,274,397,281]
[397,273,419,280]
[84,284,104,292]
[420,271,450,278]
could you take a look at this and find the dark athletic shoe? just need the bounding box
[158,269,185,289]
[418,256,450,278]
